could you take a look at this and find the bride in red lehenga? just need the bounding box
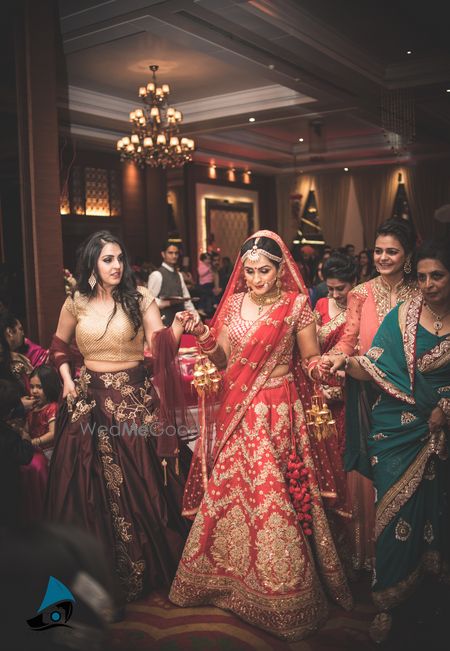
[169,231,352,641]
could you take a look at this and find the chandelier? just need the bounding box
[381,89,415,154]
[116,65,195,169]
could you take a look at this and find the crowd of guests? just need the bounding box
[1,221,449,649]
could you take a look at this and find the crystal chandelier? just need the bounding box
[116,65,195,169]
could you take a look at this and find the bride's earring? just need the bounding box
[88,272,97,290]
[276,275,281,291]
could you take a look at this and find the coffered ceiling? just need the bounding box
[58,0,450,174]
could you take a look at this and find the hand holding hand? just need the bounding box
[319,354,346,375]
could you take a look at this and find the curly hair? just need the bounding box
[74,231,142,338]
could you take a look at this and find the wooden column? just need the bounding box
[15,0,64,345]
[121,161,147,262]
[145,167,168,266]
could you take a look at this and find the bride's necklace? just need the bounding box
[249,288,281,314]
[424,302,450,335]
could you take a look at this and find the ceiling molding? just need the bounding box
[65,83,316,125]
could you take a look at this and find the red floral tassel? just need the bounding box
[286,451,313,536]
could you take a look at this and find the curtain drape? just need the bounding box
[404,161,450,240]
[314,172,351,248]
[352,167,398,248]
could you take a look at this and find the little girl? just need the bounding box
[21,365,60,521]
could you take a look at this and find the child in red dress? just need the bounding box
[21,366,60,521]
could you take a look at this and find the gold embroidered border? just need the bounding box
[317,309,346,347]
[375,443,432,539]
[97,430,145,602]
[170,562,329,641]
[417,337,450,374]
[357,356,415,405]
[402,295,422,390]
[373,551,444,611]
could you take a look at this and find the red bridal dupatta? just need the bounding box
[182,230,311,516]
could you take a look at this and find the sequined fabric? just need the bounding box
[63,286,154,362]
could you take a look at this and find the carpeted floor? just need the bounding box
[109,578,379,651]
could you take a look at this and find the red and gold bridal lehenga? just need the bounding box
[331,276,418,570]
[170,231,352,641]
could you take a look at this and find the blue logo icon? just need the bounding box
[26,576,75,631]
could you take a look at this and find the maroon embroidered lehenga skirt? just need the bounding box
[45,365,191,602]
[169,374,352,640]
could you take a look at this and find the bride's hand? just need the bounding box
[319,354,346,375]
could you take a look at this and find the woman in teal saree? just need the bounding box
[324,239,450,642]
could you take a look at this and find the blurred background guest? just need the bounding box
[357,249,374,284]
[148,241,197,326]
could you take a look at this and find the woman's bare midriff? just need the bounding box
[84,360,141,372]
[269,364,289,379]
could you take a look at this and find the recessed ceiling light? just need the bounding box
[344,167,349,172]
[249,117,256,122]
[298,137,304,142]
[406,50,412,55]
[446,89,450,93]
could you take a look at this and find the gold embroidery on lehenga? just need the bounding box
[255,512,308,591]
[70,367,96,422]
[101,374,158,425]
[317,309,346,347]
[183,512,204,560]
[210,506,251,576]
[97,426,145,601]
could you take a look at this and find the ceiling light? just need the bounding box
[446,89,450,93]
[117,64,194,168]
[406,50,412,55]
[344,167,349,172]
[249,117,256,122]
[298,137,304,142]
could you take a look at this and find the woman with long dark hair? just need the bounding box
[47,230,192,605]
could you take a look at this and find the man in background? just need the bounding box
[148,242,198,326]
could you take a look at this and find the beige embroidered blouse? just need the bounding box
[62,286,154,361]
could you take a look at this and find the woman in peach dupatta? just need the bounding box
[320,219,418,571]
[169,231,352,641]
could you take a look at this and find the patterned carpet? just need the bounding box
[109,579,378,651]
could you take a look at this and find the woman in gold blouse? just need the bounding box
[47,230,192,606]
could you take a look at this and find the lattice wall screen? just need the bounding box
[210,209,249,261]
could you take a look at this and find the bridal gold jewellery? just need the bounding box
[424,302,450,335]
[241,237,283,264]
[249,287,281,313]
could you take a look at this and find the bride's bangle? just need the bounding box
[197,325,218,353]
